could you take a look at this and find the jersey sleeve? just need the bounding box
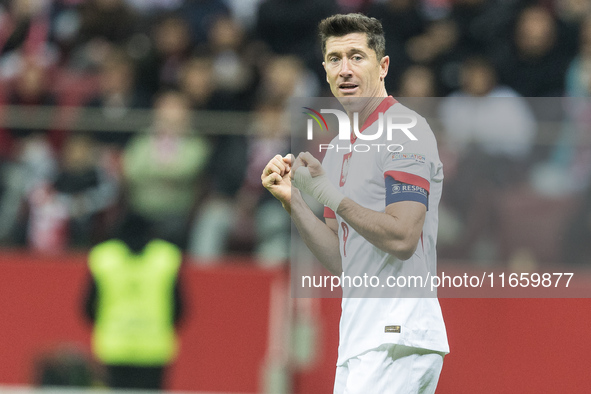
[385,177,429,208]
[382,116,433,194]
[384,155,430,193]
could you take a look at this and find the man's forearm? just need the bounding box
[289,191,342,276]
[336,198,424,261]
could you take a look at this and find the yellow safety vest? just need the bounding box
[89,239,182,366]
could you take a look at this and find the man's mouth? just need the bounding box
[338,83,359,92]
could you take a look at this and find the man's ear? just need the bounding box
[322,61,329,83]
[380,56,390,80]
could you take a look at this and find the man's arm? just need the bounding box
[262,155,342,275]
[292,152,425,261]
[291,192,342,275]
[337,199,425,260]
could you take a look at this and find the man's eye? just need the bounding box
[329,57,339,63]
[352,55,363,61]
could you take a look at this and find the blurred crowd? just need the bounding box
[0,0,591,266]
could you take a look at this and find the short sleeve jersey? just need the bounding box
[322,97,449,365]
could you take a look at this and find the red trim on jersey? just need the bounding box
[324,206,336,219]
[340,152,353,187]
[351,96,399,144]
[384,171,431,193]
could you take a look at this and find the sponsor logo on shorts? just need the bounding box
[385,325,401,333]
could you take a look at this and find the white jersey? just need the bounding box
[321,97,449,365]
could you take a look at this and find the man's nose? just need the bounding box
[339,58,353,78]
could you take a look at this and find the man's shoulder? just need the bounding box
[386,101,430,130]
[379,101,437,152]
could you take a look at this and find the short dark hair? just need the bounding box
[318,13,386,60]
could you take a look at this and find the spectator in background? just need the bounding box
[84,48,144,147]
[395,65,439,121]
[179,0,230,46]
[236,99,290,264]
[135,14,193,105]
[440,56,536,154]
[83,212,184,390]
[367,0,426,93]
[540,16,591,195]
[0,0,54,69]
[123,90,210,249]
[190,98,289,263]
[76,0,137,46]
[405,18,466,95]
[179,47,251,261]
[256,54,319,100]
[71,0,139,69]
[180,56,217,110]
[0,59,65,248]
[189,55,306,261]
[493,5,573,97]
[182,15,271,259]
[531,16,591,199]
[255,0,337,76]
[6,59,63,150]
[438,56,537,261]
[26,135,118,251]
[53,135,117,246]
[0,134,57,246]
[204,15,258,111]
[447,0,503,56]
[180,55,248,222]
[397,65,438,97]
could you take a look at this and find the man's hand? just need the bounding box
[260,153,342,275]
[261,154,293,211]
[291,152,344,212]
[291,151,326,178]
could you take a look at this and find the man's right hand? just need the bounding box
[261,154,294,211]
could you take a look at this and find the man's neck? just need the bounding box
[345,93,388,130]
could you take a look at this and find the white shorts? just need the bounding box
[334,344,445,394]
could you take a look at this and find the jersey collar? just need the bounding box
[351,96,399,144]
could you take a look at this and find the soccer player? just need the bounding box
[261,13,449,393]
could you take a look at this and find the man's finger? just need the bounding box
[264,157,287,177]
[262,164,278,181]
[262,172,282,189]
[300,151,319,165]
[290,153,307,180]
[299,151,325,177]
[267,164,281,175]
[283,154,295,171]
[297,152,309,166]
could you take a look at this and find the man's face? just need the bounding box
[323,33,389,101]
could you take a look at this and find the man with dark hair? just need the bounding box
[262,13,449,393]
[318,13,386,60]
